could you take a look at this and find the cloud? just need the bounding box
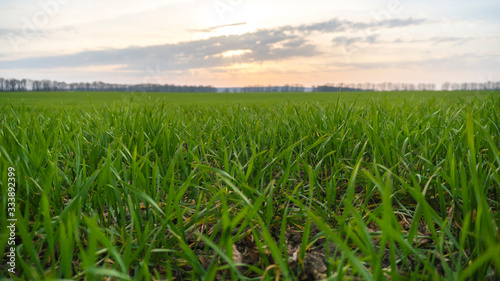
[0,25,320,71]
[332,35,378,46]
[429,36,472,45]
[0,26,75,40]
[297,17,427,33]
[0,17,428,72]
[390,36,477,45]
[0,29,45,38]
[328,18,427,48]
[331,52,500,71]
[297,18,346,33]
[188,22,247,33]
[377,18,427,28]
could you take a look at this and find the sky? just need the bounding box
[0,0,499,87]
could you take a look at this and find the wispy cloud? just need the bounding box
[296,17,427,33]
[0,26,75,39]
[391,36,477,46]
[332,35,378,47]
[430,36,472,45]
[0,28,45,38]
[331,52,500,70]
[188,22,247,33]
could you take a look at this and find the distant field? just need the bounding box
[1,90,499,107]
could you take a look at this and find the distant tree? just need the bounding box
[380,83,388,91]
[9,79,18,91]
[18,79,27,91]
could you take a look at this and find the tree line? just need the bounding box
[1,78,499,93]
[313,82,500,92]
[222,84,307,93]
[0,78,217,93]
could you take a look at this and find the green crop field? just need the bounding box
[1,90,500,107]
[1,92,499,280]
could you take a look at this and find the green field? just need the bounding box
[1,90,500,107]
[1,92,499,280]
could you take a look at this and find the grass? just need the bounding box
[0,90,499,107]
[0,92,499,280]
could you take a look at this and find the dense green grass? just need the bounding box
[1,90,500,107]
[1,94,499,280]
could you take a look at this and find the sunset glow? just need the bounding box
[0,0,498,87]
